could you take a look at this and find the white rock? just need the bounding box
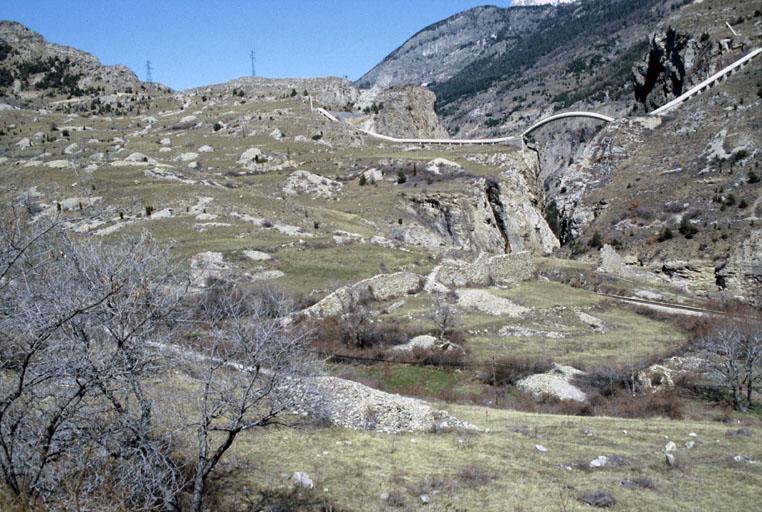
[45,160,72,169]
[685,441,695,449]
[292,472,314,489]
[390,335,439,352]
[125,152,150,162]
[577,311,607,332]
[589,456,609,469]
[177,152,198,162]
[180,115,197,124]
[535,444,548,453]
[665,441,677,452]
[198,145,214,153]
[63,143,79,155]
[517,364,588,402]
[426,158,462,174]
[456,289,528,317]
[270,128,283,140]
[363,168,383,183]
[238,147,262,164]
[283,170,343,199]
[160,137,171,146]
[243,250,273,261]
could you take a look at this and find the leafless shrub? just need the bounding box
[0,210,185,509]
[186,280,322,512]
[430,293,460,342]
[696,319,761,411]
[477,355,553,386]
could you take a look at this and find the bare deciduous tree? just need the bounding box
[187,281,320,512]
[0,211,184,510]
[430,294,460,342]
[698,320,762,411]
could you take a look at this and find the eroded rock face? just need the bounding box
[298,272,423,320]
[429,252,535,289]
[632,28,714,113]
[636,356,705,392]
[716,230,762,305]
[360,85,449,139]
[401,173,558,255]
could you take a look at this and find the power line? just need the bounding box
[249,47,256,77]
[145,60,153,83]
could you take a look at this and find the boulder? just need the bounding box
[176,152,198,162]
[283,170,343,199]
[238,147,262,164]
[517,364,588,402]
[198,145,214,153]
[456,289,528,317]
[391,335,439,352]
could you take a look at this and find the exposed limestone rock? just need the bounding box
[516,364,587,402]
[238,147,262,164]
[498,325,566,338]
[356,85,449,139]
[295,376,474,433]
[576,311,608,332]
[456,289,528,317]
[283,170,343,199]
[716,230,762,305]
[636,356,705,392]
[298,272,423,320]
[390,335,441,352]
[190,251,228,288]
[243,250,273,261]
[598,244,662,283]
[45,160,72,169]
[399,154,557,255]
[430,252,535,289]
[632,28,713,113]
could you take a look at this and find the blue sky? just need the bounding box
[2,1,513,90]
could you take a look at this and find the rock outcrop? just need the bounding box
[516,364,588,402]
[632,28,714,113]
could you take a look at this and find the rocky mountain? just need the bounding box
[356,6,554,92]
[359,0,694,137]
[358,0,761,303]
[0,20,168,113]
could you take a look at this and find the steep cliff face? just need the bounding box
[359,86,449,139]
[398,152,559,255]
[632,28,715,112]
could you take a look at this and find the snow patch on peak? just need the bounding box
[512,0,578,6]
